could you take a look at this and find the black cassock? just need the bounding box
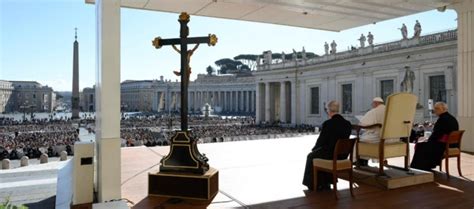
[411,112,459,171]
[302,114,352,190]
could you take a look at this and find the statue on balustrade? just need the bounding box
[330,40,337,54]
[324,42,329,55]
[367,32,374,46]
[399,23,408,40]
[358,33,366,48]
[413,20,422,38]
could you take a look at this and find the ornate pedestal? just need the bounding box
[148,167,219,200]
[148,131,218,200]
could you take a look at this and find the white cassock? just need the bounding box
[359,104,385,143]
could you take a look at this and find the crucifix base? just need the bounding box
[147,131,219,200]
[159,131,209,174]
[148,167,219,200]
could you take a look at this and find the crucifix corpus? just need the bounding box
[151,12,217,174]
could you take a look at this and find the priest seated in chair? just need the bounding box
[302,101,352,191]
[410,102,459,171]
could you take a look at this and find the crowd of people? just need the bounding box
[0,114,317,158]
[191,124,314,142]
[120,128,167,147]
[0,117,79,160]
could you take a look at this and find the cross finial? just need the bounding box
[75,27,77,40]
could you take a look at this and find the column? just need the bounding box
[222,91,227,111]
[230,91,234,112]
[280,81,287,123]
[454,0,474,152]
[198,91,202,110]
[213,91,217,106]
[245,91,250,112]
[265,82,271,122]
[291,81,297,125]
[240,91,244,112]
[187,91,191,111]
[192,91,196,112]
[256,84,262,123]
[251,90,255,113]
[95,0,121,202]
[177,91,181,110]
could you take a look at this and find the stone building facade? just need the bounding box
[81,86,95,112]
[0,80,14,113]
[254,29,458,125]
[4,81,56,113]
[118,74,256,115]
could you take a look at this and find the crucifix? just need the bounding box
[151,12,217,174]
[153,12,217,131]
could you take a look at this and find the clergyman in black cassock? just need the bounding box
[411,102,459,171]
[302,101,352,191]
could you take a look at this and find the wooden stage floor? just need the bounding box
[121,135,474,209]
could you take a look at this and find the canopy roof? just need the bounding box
[86,0,454,31]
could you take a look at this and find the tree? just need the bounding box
[234,54,259,71]
[206,65,215,75]
[214,58,249,74]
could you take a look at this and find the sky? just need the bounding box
[1,0,458,92]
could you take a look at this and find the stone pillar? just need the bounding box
[280,81,287,123]
[191,91,195,112]
[454,0,474,152]
[20,156,29,167]
[251,91,255,113]
[230,91,234,112]
[240,91,244,112]
[200,91,203,109]
[40,153,48,164]
[2,159,10,169]
[60,151,68,161]
[177,91,181,110]
[265,82,271,122]
[291,81,297,125]
[233,91,236,112]
[256,84,262,123]
[95,0,122,202]
[245,91,250,112]
[222,92,226,112]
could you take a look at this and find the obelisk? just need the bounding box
[71,28,80,119]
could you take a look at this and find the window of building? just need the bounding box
[342,84,353,114]
[429,75,446,102]
[310,87,320,114]
[380,80,394,102]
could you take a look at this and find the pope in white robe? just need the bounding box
[359,97,386,143]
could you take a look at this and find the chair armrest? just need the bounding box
[356,124,382,129]
[352,124,382,138]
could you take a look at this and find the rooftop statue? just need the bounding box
[399,23,408,40]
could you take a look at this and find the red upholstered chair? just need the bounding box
[439,130,465,178]
[313,138,356,199]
